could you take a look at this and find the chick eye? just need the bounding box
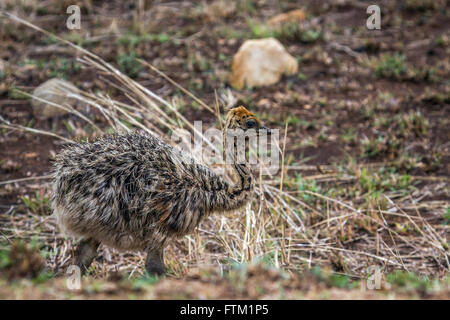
[246,120,256,129]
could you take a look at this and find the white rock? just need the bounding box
[229,38,298,89]
[31,78,78,119]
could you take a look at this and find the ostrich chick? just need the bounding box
[52,106,270,275]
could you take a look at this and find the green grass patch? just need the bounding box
[358,167,413,195]
[132,272,161,290]
[22,192,51,216]
[117,52,142,78]
[247,20,321,44]
[443,207,450,225]
[386,270,435,293]
[0,239,52,282]
[312,266,359,289]
[374,53,407,80]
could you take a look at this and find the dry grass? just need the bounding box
[0,12,448,292]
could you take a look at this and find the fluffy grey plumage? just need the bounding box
[52,106,268,275]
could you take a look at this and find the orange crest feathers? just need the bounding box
[227,106,255,120]
[225,106,261,129]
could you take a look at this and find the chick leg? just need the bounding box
[145,248,166,276]
[74,238,100,274]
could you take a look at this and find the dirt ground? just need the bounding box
[0,0,449,299]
